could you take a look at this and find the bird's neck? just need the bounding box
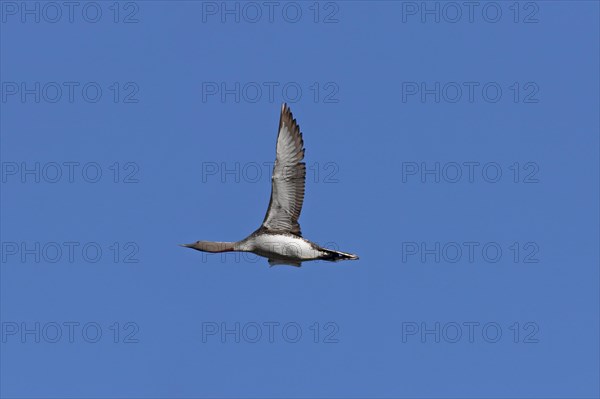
[194,241,236,253]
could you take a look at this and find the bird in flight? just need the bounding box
[181,103,358,267]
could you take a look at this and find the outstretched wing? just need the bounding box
[260,103,306,236]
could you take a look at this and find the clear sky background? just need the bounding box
[1,1,599,398]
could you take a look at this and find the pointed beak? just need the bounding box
[179,243,194,248]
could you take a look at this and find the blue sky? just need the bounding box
[1,1,599,398]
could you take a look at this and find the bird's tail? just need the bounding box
[320,248,359,262]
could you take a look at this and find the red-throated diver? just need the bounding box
[181,103,358,267]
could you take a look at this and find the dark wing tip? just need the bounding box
[279,103,305,154]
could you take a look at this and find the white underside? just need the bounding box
[236,234,324,260]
